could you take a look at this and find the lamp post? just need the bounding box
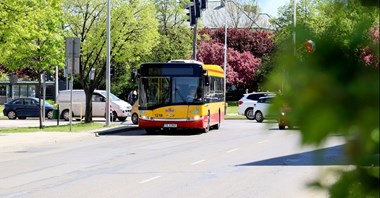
[293,0,297,55]
[223,0,227,103]
[214,0,228,103]
[105,0,111,126]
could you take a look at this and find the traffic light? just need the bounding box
[200,0,207,10]
[110,66,115,77]
[186,4,196,26]
[195,0,201,18]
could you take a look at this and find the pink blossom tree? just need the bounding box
[197,41,261,88]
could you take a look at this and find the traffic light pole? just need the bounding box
[192,18,197,60]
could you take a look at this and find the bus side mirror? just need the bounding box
[204,75,210,86]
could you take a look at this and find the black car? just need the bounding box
[3,98,56,120]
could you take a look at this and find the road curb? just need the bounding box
[94,125,139,136]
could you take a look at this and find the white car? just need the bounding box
[237,92,275,120]
[254,96,277,122]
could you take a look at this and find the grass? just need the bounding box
[0,105,5,119]
[0,122,111,133]
[225,101,245,119]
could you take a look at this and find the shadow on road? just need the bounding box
[237,144,352,166]
[96,126,203,137]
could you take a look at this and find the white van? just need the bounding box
[56,90,132,121]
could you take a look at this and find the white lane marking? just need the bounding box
[226,148,239,153]
[191,160,206,165]
[258,140,269,144]
[139,176,161,184]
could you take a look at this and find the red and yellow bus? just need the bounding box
[136,61,225,134]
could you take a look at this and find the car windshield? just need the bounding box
[98,91,121,101]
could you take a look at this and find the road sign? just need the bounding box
[65,38,80,74]
[65,38,80,58]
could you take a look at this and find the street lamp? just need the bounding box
[105,0,111,126]
[214,0,228,103]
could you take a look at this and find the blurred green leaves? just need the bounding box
[267,0,379,196]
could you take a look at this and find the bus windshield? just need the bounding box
[139,76,203,109]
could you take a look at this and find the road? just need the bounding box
[0,120,347,198]
[0,117,131,129]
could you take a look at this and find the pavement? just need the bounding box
[0,118,138,153]
[0,114,243,152]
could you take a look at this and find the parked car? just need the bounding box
[3,97,56,120]
[253,96,277,122]
[238,92,275,120]
[131,101,139,125]
[56,90,132,121]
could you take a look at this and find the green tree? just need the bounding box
[267,0,379,196]
[0,0,64,129]
[63,0,159,123]
[143,0,193,62]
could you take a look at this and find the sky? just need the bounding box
[256,0,290,17]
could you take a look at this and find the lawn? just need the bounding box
[225,101,245,119]
[0,105,5,119]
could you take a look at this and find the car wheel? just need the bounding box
[62,110,71,121]
[255,111,264,123]
[279,124,285,130]
[47,110,53,119]
[7,111,17,120]
[245,108,255,120]
[131,113,139,124]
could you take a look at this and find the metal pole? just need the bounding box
[70,40,74,132]
[42,72,46,123]
[293,0,296,55]
[105,0,111,126]
[55,66,59,103]
[192,18,198,60]
[224,0,227,103]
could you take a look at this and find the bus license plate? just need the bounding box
[164,124,177,128]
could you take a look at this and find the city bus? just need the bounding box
[135,61,225,134]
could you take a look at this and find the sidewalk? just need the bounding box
[0,123,137,153]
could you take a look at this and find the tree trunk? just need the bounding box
[38,74,43,129]
[84,89,93,123]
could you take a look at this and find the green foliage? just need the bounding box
[0,0,64,72]
[267,0,379,196]
[63,0,159,122]
[141,0,193,62]
[0,0,64,129]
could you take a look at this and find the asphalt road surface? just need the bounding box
[0,120,347,198]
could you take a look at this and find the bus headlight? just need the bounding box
[141,116,152,120]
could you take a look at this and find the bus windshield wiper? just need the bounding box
[175,88,187,104]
